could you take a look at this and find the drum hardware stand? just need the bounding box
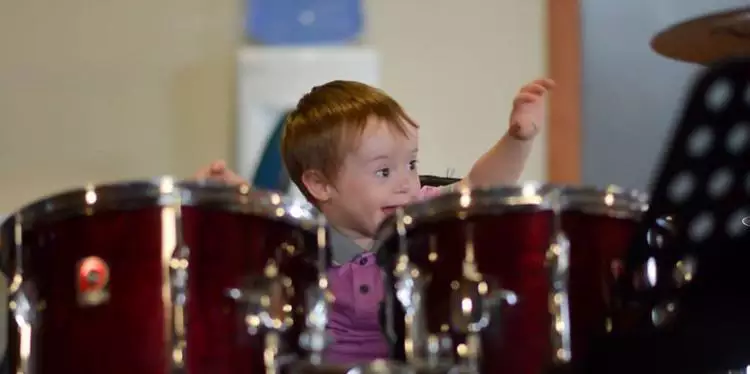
[446,222,517,374]
[297,215,334,369]
[546,188,573,365]
[387,208,519,374]
[225,247,299,374]
[592,57,750,373]
[227,257,296,374]
[8,216,35,374]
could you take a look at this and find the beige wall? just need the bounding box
[0,0,243,212]
[366,0,548,181]
[0,0,546,213]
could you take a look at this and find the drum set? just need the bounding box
[0,179,652,374]
[0,6,749,374]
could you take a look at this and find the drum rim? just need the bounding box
[0,176,318,231]
[555,183,650,210]
[373,181,650,243]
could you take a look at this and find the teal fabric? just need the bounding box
[252,111,291,193]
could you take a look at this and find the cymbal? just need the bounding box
[651,7,750,65]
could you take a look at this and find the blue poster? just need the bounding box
[246,0,363,45]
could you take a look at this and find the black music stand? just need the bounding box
[419,175,461,188]
[590,57,750,373]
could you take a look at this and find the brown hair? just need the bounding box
[281,80,417,203]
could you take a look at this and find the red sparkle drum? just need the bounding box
[374,183,648,373]
[0,178,324,374]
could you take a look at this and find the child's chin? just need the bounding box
[371,214,389,230]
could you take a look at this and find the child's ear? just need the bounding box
[301,169,333,203]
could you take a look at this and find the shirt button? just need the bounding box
[359,257,368,266]
[359,284,370,294]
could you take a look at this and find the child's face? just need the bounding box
[323,118,421,240]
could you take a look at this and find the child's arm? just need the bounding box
[463,132,534,187]
[462,78,554,188]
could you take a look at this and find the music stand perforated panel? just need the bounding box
[597,57,750,373]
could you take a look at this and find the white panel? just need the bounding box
[236,46,380,201]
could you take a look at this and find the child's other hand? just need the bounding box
[193,160,248,186]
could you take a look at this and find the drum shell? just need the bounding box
[376,184,647,373]
[0,181,319,374]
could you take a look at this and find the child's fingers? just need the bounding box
[513,92,538,107]
[210,160,227,173]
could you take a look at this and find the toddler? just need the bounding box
[194,78,554,365]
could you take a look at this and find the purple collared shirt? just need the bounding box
[323,185,444,365]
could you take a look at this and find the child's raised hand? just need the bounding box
[508,78,555,141]
[193,160,248,186]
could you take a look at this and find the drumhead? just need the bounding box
[0,176,318,231]
[373,182,555,243]
[373,182,649,243]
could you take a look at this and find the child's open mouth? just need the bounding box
[381,206,402,216]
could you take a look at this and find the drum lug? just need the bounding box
[8,273,35,374]
[448,277,518,373]
[160,177,190,374]
[391,208,431,367]
[546,231,573,364]
[449,279,517,334]
[163,180,190,373]
[226,260,297,374]
[226,261,296,335]
[298,281,334,364]
[393,254,429,365]
[9,217,36,374]
[169,243,190,371]
[9,274,34,325]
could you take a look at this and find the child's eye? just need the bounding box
[375,168,390,178]
[409,160,418,170]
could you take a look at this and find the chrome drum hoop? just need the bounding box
[0,177,318,232]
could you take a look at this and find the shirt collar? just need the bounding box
[328,225,369,265]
